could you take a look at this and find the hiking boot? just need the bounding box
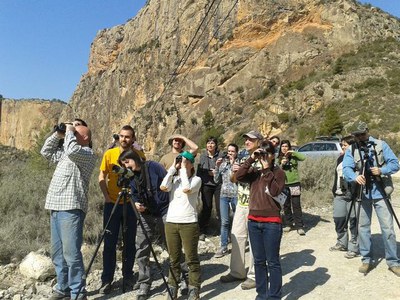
[214,247,229,258]
[199,233,206,241]
[187,286,200,300]
[329,243,347,252]
[344,251,359,259]
[99,282,112,294]
[220,273,245,283]
[358,263,372,274]
[389,266,400,277]
[241,278,256,290]
[165,285,178,300]
[49,291,70,300]
[297,228,306,236]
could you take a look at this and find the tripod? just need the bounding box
[343,148,368,241]
[74,177,177,299]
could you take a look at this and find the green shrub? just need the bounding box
[299,156,336,208]
[278,112,290,124]
[0,146,104,263]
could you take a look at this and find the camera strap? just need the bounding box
[143,162,154,198]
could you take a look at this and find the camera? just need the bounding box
[112,165,135,188]
[112,165,135,179]
[54,123,67,134]
[176,155,183,163]
[222,151,229,159]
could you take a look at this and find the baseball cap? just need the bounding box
[352,121,369,135]
[242,130,263,140]
[180,151,195,163]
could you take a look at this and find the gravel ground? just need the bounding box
[2,185,400,299]
[86,204,400,300]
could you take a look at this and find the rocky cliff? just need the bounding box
[0,99,66,150]
[60,0,400,154]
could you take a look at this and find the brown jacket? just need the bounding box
[236,157,285,217]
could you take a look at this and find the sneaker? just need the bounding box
[180,273,189,295]
[283,226,292,232]
[358,263,372,274]
[241,278,256,290]
[297,228,306,236]
[99,282,112,294]
[220,273,245,283]
[136,285,150,300]
[199,233,205,241]
[187,286,200,300]
[329,244,347,252]
[214,247,229,258]
[123,276,136,290]
[344,251,359,259]
[165,285,178,300]
[133,282,141,290]
[389,266,400,277]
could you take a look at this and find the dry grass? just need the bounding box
[0,147,339,263]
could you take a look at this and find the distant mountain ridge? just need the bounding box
[0,98,65,150]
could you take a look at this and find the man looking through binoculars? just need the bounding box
[41,122,96,300]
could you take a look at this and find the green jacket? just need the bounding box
[278,152,306,185]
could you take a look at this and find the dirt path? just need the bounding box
[92,202,400,300]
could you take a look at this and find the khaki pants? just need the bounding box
[229,204,255,279]
[165,222,201,288]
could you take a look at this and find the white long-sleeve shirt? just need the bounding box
[160,166,202,223]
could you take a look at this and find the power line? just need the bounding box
[144,0,221,118]
[171,0,239,96]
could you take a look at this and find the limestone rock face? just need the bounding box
[0,99,66,150]
[53,0,400,153]
[19,252,55,281]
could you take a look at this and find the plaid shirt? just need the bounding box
[41,131,96,213]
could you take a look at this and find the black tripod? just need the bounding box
[344,151,367,241]
[74,177,177,299]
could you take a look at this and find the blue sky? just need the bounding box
[0,0,146,101]
[0,0,398,102]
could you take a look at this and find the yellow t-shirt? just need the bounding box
[100,147,146,203]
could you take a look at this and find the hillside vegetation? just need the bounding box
[0,142,335,264]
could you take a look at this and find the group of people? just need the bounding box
[40,119,400,300]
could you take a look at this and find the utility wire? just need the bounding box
[172,0,224,77]
[158,0,220,103]
[169,0,239,96]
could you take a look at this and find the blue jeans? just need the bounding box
[248,221,282,300]
[359,197,400,267]
[102,202,137,283]
[50,209,86,299]
[220,196,237,248]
